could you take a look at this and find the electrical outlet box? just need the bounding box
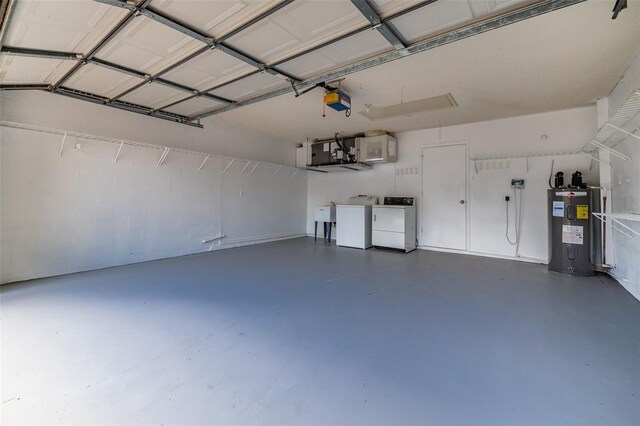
[511,179,525,189]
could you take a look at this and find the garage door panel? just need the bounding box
[163,97,224,117]
[65,64,145,99]
[162,49,255,91]
[3,0,128,54]
[209,72,286,102]
[149,0,283,40]
[277,30,391,79]
[224,0,368,64]
[119,82,190,109]
[95,16,205,76]
[0,55,76,85]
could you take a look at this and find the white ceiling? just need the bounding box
[0,54,76,84]
[0,0,537,114]
[2,0,128,53]
[162,48,255,92]
[65,63,144,98]
[163,95,224,116]
[213,0,640,142]
[150,0,284,41]
[94,15,205,77]
[223,1,371,65]
[0,0,638,135]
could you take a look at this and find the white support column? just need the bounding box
[596,97,613,265]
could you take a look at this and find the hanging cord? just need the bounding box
[548,159,555,189]
[506,188,524,252]
[506,193,517,245]
[515,188,524,256]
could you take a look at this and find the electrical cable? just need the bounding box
[506,194,517,245]
[515,187,523,256]
[548,159,555,189]
[506,187,524,249]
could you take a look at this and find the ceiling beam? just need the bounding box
[0,84,51,91]
[89,57,233,104]
[0,45,80,60]
[53,0,154,90]
[0,84,202,127]
[191,0,586,121]
[164,0,438,113]
[172,1,441,108]
[269,0,439,68]
[0,0,16,49]
[95,0,299,105]
[217,0,295,42]
[124,3,299,81]
[54,87,203,127]
[0,46,234,105]
[350,0,406,49]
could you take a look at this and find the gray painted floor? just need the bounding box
[1,237,639,425]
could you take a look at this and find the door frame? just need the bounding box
[420,141,470,251]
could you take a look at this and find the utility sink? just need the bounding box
[314,206,336,222]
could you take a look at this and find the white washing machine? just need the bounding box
[372,197,417,252]
[336,195,378,249]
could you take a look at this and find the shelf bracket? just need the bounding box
[605,123,640,141]
[592,213,639,238]
[248,161,260,176]
[588,139,631,161]
[198,154,209,171]
[579,151,609,166]
[202,234,225,243]
[115,140,124,163]
[272,165,282,177]
[223,158,234,173]
[59,132,67,157]
[240,160,251,175]
[157,147,169,167]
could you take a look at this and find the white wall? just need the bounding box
[605,53,640,300]
[0,91,307,284]
[0,91,295,165]
[609,138,640,299]
[307,106,599,262]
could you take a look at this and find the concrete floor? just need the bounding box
[1,238,639,425]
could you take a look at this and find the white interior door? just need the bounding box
[421,143,467,250]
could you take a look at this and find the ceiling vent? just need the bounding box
[359,93,457,121]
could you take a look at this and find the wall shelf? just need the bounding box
[0,120,308,178]
[579,89,640,160]
[592,212,640,238]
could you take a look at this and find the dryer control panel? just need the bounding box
[383,196,415,206]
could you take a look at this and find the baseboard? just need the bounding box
[1,233,306,286]
[305,232,336,241]
[417,245,547,264]
[607,271,640,301]
[216,233,306,249]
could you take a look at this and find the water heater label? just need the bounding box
[555,191,587,197]
[576,205,589,219]
[552,201,564,217]
[562,225,584,245]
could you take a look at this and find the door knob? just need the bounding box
[460,200,465,204]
